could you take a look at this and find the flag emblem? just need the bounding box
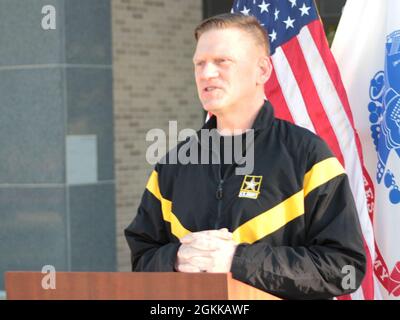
[368,29,400,205]
[239,175,263,199]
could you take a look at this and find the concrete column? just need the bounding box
[0,0,116,289]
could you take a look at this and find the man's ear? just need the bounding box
[257,56,272,85]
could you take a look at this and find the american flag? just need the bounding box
[232,0,378,299]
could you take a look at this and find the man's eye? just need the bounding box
[195,61,204,67]
[217,59,231,65]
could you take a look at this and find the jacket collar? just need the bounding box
[201,100,275,132]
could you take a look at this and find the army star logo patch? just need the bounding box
[238,175,263,199]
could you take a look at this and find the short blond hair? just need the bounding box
[194,13,270,56]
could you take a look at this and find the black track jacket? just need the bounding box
[125,101,366,299]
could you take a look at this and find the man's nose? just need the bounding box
[201,62,219,79]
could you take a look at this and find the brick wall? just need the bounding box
[111,0,203,271]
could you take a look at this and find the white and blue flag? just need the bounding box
[332,0,400,300]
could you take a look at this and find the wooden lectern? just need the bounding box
[5,272,280,300]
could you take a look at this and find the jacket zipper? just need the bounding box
[215,178,224,229]
[214,130,254,229]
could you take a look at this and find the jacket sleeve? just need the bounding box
[230,138,367,300]
[124,166,180,271]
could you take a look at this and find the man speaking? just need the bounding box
[125,13,366,300]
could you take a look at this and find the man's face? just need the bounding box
[193,28,266,115]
